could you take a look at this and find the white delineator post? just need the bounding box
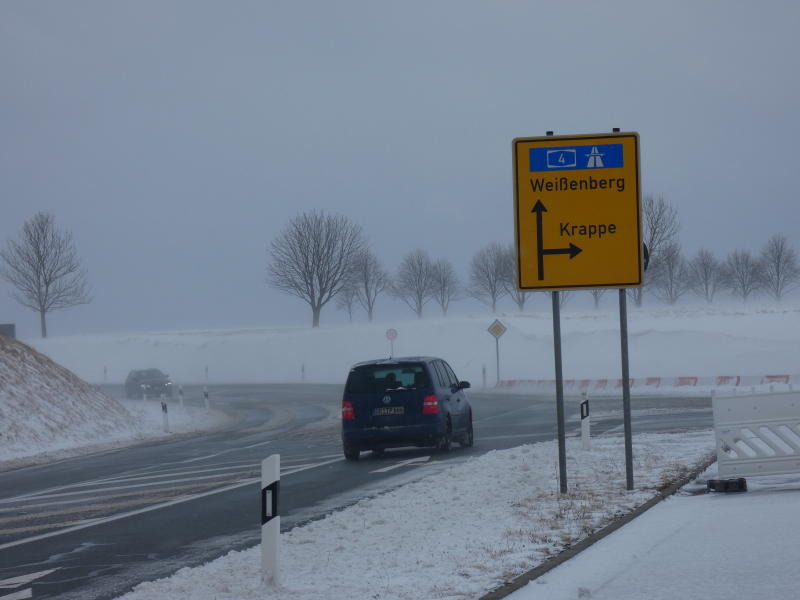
[580,392,591,450]
[178,385,184,408]
[261,454,280,585]
[203,385,210,410]
[161,399,169,433]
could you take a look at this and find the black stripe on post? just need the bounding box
[580,399,590,420]
[261,481,279,525]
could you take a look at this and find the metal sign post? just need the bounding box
[619,288,634,489]
[551,291,568,494]
[487,319,507,386]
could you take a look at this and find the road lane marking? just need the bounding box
[0,453,345,514]
[0,588,32,600]
[53,462,260,489]
[0,471,257,505]
[180,440,273,464]
[0,457,343,551]
[370,456,430,473]
[0,569,58,588]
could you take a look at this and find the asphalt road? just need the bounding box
[0,384,712,600]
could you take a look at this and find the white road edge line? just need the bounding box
[0,457,343,552]
[370,456,430,474]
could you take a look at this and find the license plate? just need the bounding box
[372,406,404,416]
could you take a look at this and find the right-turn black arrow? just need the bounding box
[542,243,583,259]
[531,200,583,280]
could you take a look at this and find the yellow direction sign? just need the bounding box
[513,132,643,290]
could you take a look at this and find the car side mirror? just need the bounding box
[459,381,471,389]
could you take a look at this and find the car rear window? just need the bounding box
[346,363,430,393]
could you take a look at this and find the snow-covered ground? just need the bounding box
[508,466,800,600]
[0,336,231,469]
[116,431,716,600]
[4,304,797,598]
[27,304,800,387]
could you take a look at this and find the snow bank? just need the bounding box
[0,336,230,468]
[116,431,715,600]
[28,305,800,387]
[0,336,135,463]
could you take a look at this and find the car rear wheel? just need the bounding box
[343,443,360,461]
[438,419,452,453]
[461,413,474,448]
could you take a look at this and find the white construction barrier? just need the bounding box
[261,454,280,585]
[713,392,800,478]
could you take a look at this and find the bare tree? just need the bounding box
[631,194,680,306]
[392,249,435,318]
[430,258,460,316]
[267,211,365,327]
[688,248,724,303]
[335,282,358,322]
[588,289,607,309]
[759,234,800,301]
[722,249,762,302]
[500,244,530,311]
[351,248,388,322]
[468,242,507,313]
[0,212,91,337]
[650,241,691,304]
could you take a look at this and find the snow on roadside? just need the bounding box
[117,431,715,600]
[0,336,231,469]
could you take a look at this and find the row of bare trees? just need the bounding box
[268,209,800,327]
[649,235,800,304]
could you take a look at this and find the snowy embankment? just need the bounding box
[30,304,800,387]
[0,337,230,468]
[116,431,715,600]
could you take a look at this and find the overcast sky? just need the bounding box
[1,1,799,338]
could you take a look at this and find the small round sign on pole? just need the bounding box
[386,328,398,358]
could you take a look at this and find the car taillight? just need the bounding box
[342,400,355,420]
[422,394,439,415]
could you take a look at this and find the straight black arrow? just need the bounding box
[532,200,546,281]
[531,200,582,280]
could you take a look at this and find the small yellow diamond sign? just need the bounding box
[513,132,643,290]
[487,319,507,339]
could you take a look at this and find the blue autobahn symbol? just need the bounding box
[530,144,623,172]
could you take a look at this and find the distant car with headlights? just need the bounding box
[125,368,173,398]
[341,357,473,460]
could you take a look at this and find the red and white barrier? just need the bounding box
[497,373,799,393]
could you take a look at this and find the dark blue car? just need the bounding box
[341,357,473,461]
